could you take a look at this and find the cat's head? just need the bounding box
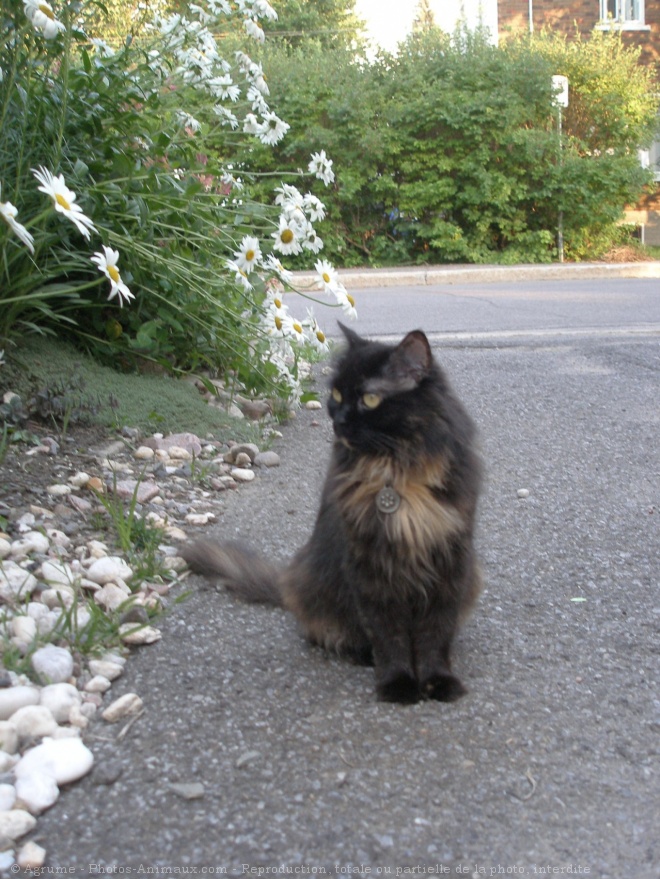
[328,325,439,454]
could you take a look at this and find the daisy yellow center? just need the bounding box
[275,316,282,331]
[274,297,282,309]
[108,265,120,283]
[245,249,255,261]
[347,294,355,307]
[55,193,71,211]
[322,272,331,283]
[316,330,326,343]
[280,229,294,244]
[39,3,55,19]
[293,321,303,334]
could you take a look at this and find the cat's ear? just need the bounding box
[338,322,366,348]
[389,330,432,386]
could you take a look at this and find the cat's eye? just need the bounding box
[331,388,342,403]
[362,392,382,410]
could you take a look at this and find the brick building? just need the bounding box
[497,0,660,241]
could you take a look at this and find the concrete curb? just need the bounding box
[293,260,660,290]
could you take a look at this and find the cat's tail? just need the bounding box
[181,540,283,607]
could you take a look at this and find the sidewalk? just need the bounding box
[294,260,660,289]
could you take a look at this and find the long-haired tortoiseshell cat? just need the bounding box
[183,325,482,704]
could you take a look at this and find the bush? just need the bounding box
[0,0,353,403]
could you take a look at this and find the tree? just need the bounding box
[263,0,366,50]
[412,0,436,34]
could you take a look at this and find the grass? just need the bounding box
[0,335,264,442]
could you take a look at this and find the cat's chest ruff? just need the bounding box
[334,455,464,548]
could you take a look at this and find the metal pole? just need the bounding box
[557,104,564,263]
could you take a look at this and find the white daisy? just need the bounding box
[253,0,278,20]
[308,150,335,186]
[91,246,135,307]
[302,222,324,254]
[244,17,265,43]
[226,259,253,292]
[233,235,261,274]
[303,193,326,223]
[0,184,35,253]
[272,215,302,256]
[214,106,239,129]
[334,285,358,320]
[258,112,289,146]
[208,75,241,102]
[23,0,66,39]
[314,258,339,292]
[32,166,97,240]
[307,314,330,353]
[242,113,262,136]
[264,254,293,285]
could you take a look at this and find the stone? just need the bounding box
[47,483,72,496]
[31,644,74,684]
[86,556,133,585]
[39,683,81,724]
[119,624,162,645]
[0,809,37,840]
[185,512,215,525]
[167,445,192,461]
[231,468,256,483]
[39,587,75,609]
[15,736,94,786]
[169,782,205,800]
[0,537,10,559]
[0,686,40,721]
[11,530,50,557]
[15,770,59,815]
[224,443,259,463]
[234,451,252,467]
[112,479,160,504]
[68,471,91,488]
[45,528,71,548]
[69,494,93,514]
[40,559,78,587]
[134,446,155,460]
[17,840,47,870]
[236,750,261,768]
[254,451,281,468]
[0,561,38,600]
[305,400,323,410]
[102,692,143,723]
[0,722,18,754]
[94,583,132,612]
[517,488,530,499]
[0,750,18,772]
[86,476,104,493]
[9,705,58,743]
[88,660,123,681]
[0,783,16,811]
[84,675,112,694]
[143,432,203,455]
[11,615,37,644]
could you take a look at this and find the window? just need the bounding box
[599,0,648,28]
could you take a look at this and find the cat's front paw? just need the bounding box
[422,672,467,702]
[376,669,421,704]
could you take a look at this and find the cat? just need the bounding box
[182,325,482,704]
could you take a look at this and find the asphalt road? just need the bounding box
[33,278,659,878]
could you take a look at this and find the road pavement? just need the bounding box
[33,273,660,878]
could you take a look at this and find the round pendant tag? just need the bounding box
[375,486,401,515]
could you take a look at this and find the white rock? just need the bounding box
[26,601,50,622]
[86,556,133,585]
[94,583,133,612]
[15,736,94,786]
[305,400,323,410]
[0,722,18,754]
[39,586,75,609]
[46,484,72,496]
[84,675,112,694]
[39,684,81,724]
[0,783,16,811]
[0,538,11,559]
[10,531,50,558]
[164,525,188,541]
[16,513,36,532]
[167,445,191,460]
[68,704,89,730]
[14,771,59,815]
[0,809,37,840]
[40,559,77,587]
[231,467,256,482]
[0,686,40,721]
[17,840,47,870]
[68,471,90,488]
[134,445,155,460]
[0,562,38,600]
[102,692,143,723]
[9,705,58,743]
[119,624,162,645]
[185,512,216,525]
[11,615,37,644]
[31,644,74,684]
[87,660,123,681]
[86,539,109,558]
[517,488,530,499]
[46,528,71,548]
[0,751,18,772]
[254,451,281,468]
